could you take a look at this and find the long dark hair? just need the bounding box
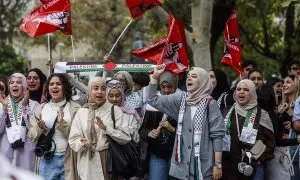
[27,68,47,103]
[257,84,277,112]
[210,69,229,100]
[0,76,9,96]
[45,74,72,102]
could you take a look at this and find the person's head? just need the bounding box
[241,60,257,79]
[279,75,300,113]
[159,71,177,95]
[87,77,106,105]
[266,77,283,98]
[282,75,297,96]
[45,74,72,103]
[132,72,150,92]
[209,69,229,98]
[8,73,27,100]
[0,76,8,97]
[248,69,264,89]
[113,71,133,94]
[288,61,299,76]
[235,79,257,106]
[27,68,47,92]
[106,80,124,106]
[186,67,213,105]
[257,84,276,112]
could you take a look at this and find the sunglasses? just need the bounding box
[291,67,299,71]
[107,82,123,89]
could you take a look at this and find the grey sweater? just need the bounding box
[147,84,225,180]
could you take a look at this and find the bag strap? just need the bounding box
[253,107,262,130]
[111,105,116,129]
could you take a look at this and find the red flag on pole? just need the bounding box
[132,13,189,74]
[132,36,167,63]
[125,0,162,19]
[20,0,72,37]
[221,10,243,74]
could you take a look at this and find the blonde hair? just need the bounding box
[278,76,300,113]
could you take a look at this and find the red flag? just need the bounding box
[20,0,72,37]
[132,13,189,74]
[132,36,167,63]
[125,0,162,19]
[221,10,243,74]
[159,13,189,74]
[39,0,49,4]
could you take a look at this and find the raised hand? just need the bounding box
[37,120,47,130]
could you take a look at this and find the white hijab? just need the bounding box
[186,67,213,105]
[234,79,258,117]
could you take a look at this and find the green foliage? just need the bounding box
[0,44,28,75]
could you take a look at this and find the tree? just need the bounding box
[0,0,31,45]
[0,43,28,75]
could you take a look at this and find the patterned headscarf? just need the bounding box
[186,67,213,105]
[113,71,133,94]
[106,80,141,121]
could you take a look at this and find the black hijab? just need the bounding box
[211,69,230,100]
[27,68,47,103]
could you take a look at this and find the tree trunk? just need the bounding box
[191,0,213,70]
[282,2,295,77]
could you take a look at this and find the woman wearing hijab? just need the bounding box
[139,71,179,180]
[209,69,234,111]
[146,65,224,180]
[28,74,81,180]
[106,80,140,143]
[0,73,39,171]
[222,79,274,180]
[68,77,131,180]
[27,68,47,103]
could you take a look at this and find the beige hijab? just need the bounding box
[86,77,106,154]
[186,67,213,105]
[234,79,258,117]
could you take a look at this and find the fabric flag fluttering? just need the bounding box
[132,13,189,74]
[20,0,72,37]
[221,10,243,74]
[125,0,162,19]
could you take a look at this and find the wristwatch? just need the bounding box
[215,162,222,169]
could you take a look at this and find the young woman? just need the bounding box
[222,80,274,180]
[27,68,47,103]
[146,65,224,180]
[68,77,131,180]
[28,74,81,180]
[248,69,264,89]
[106,80,140,142]
[0,73,39,171]
[278,75,300,180]
[139,71,179,180]
[266,77,283,108]
[209,69,234,111]
[257,84,300,180]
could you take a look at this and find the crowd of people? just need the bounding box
[0,58,300,180]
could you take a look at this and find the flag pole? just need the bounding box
[109,19,133,54]
[47,34,52,77]
[71,35,76,62]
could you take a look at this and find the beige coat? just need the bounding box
[28,101,81,180]
[68,101,131,180]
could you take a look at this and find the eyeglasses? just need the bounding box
[107,82,123,89]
